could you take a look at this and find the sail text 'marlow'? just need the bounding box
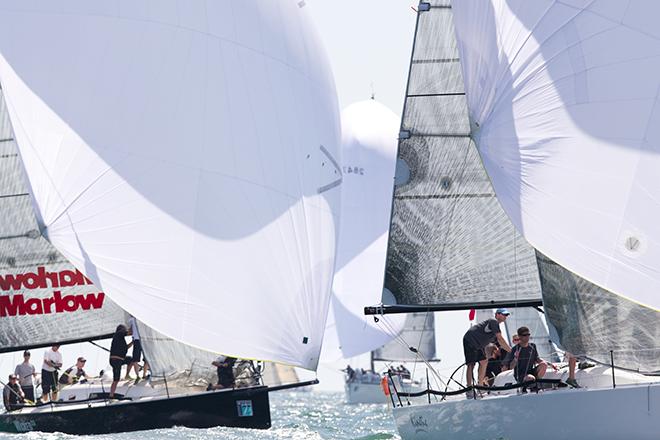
[0,291,105,317]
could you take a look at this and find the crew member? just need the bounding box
[3,374,24,411]
[462,309,512,396]
[109,324,133,399]
[41,345,62,403]
[59,357,90,385]
[14,350,36,402]
[209,355,237,390]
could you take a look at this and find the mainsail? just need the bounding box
[382,0,541,310]
[321,99,405,362]
[0,84,127,351]
[0,1,340,370]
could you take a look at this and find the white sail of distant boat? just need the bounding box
[321,99,405,363]
[0,0,339,434]
[367,2,660,439]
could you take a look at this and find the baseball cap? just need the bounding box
[495,308,511,316]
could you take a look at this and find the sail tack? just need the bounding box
[321,100,405,361]
[453,1,660,311]
[383,0,542,309]
[0,1,340,370]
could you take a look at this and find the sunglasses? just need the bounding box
[519,333,531,337]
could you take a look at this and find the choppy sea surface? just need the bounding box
[0,392,399,440]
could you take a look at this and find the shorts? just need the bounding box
[22,385,35,402]
[110,357,132,381]
[41,369,58,393]
[515,365,540,382]
[463,337,486,364]
[132,339,142,363]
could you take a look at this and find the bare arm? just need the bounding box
[496,333,511,352]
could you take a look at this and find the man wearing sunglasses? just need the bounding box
[504,326,557,384]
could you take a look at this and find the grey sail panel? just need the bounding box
[0,86,128,351]
[139,321,298,386]
[383,1,541,308]
[373,313,436,361]
[537,251,660,373]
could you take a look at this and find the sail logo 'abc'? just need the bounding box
[0,266,104,317]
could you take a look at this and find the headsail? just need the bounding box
[382,0,541,311]
[321,100,405,362]
[0,1,340,370]
[0,85,127,351]
[452,1,660,311]
[373,313,436,362]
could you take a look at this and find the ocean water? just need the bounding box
[0,392,400,440]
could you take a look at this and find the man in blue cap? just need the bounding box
[463,308,512,397]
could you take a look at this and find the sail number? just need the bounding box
[343,166,365,175]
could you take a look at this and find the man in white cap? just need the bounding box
[462,308,512,397]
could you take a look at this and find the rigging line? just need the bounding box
[375,314,447,388]
[410,311,430,386]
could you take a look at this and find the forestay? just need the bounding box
[453,1,660,311]
[0,1,340,370]
[321,100,405,362]
[384,0,541,308]
[0,86,127,351]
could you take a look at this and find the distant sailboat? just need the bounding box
[0,0,340,434]
[366,1,660,439]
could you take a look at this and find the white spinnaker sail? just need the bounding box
[0,1,340,370]
[321,100,404,362]
[452,1,660,311]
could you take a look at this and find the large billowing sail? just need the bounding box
[0,85,127,351]
[321,100,405,361]
[0,1,340,370]
[373,313,436,362]
[383,0,541,309]
[452,1,660,311]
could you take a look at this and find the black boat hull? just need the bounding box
[0,386,270,434]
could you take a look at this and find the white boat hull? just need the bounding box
[346,377,426,404]
[345,381,387,404]
[394,382,660,440]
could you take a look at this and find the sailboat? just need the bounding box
[364,1,660,439]
[343,312,438,405]
[0,0,340,434]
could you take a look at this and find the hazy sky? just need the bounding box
[307,0,417,115]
